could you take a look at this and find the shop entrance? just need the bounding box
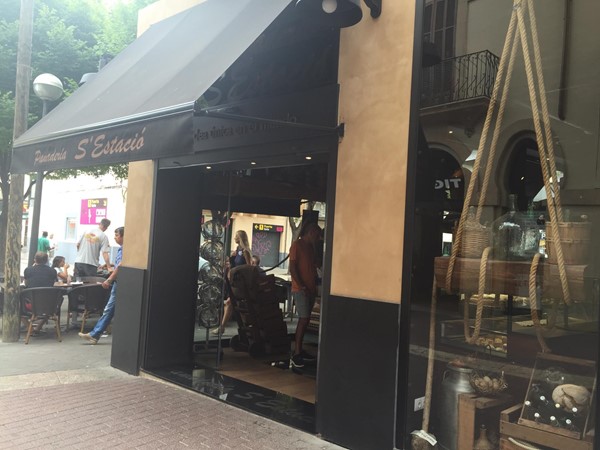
[143,149,334,433]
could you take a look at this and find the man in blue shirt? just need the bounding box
[79,226,124,344]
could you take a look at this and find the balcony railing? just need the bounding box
[421,50,500,109]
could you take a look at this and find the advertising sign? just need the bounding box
[81,198,107,225]
[252,223,283,268]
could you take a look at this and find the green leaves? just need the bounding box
[0,0,153,181]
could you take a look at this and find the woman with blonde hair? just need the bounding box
[229,230,252,267]
[212,229,252,335]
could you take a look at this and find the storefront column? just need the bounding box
[111,160,156,374]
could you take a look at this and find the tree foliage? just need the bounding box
[0,0,154,173]
[0,0,154,270]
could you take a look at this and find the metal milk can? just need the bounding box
[437,363,474,450]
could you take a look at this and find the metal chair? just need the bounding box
[67,284,110,333]
[20,287,67,344]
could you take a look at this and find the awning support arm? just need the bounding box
[199,109,344,138]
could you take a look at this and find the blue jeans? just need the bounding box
[89,283,117,340]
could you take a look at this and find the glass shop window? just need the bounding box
[405,1,599,449]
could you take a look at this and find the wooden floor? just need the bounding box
[216,348,316,404]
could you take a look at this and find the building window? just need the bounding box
[65,217,77,240]
[423,0,456,59]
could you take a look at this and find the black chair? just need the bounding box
[20,287,67,344]
[67,284,110,332]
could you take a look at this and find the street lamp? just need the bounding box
[32,73,63,115]
[28,73,63,266]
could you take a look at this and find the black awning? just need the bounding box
[11,0,291,173]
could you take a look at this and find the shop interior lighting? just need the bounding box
[206,166,212,170]
[305,156,312,160]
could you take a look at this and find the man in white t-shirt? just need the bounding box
[74,218,112,277]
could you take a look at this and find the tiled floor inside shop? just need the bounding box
[149,316,319,433]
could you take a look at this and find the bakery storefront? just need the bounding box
[11,0,599,449]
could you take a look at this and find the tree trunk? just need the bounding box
[2,0,33,343]
[0,199,8,272]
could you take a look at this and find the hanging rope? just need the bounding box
[447,0,571,309]
[475,11,520,222]
[464,246,491,344]
[528,253,551,352]
[525,0,563,222]
[422,276,438,433]
[516,0,571,304]
[445,8,519,292]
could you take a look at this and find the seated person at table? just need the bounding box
[251,255,260,267]
[22,252,58,331]
[24,252,58,288]
[51,256,70,283]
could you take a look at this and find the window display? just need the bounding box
[406,0,599,449]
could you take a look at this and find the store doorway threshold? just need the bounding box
[145,363,315,433]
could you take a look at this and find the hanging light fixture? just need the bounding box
[295,0,364,28]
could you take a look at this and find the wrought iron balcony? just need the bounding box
[421,50,499,109]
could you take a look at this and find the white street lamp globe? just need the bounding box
[322,0,337,13]
[33,73,64,101]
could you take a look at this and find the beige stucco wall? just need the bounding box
[331,1,416,303]
[122,160,154,268]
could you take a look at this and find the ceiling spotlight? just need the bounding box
[250,161,256,165]
[305,156,312,160]
[206,166,212,170]
[448,130,454,134]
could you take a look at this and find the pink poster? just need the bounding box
[80,198,108,225]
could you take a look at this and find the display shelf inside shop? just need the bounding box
[434,256,589,300]
[440,316,514,358]
[441,317,596,361]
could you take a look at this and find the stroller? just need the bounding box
[227,265,290,357]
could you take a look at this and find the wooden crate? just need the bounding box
[457,393,513,450]
[500,404,594,450]
[518,353,596,440]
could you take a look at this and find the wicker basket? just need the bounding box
[470,371,507,396]
[460,221,491,258]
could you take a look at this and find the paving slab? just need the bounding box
[0,308,344,449]
[0,377,342,449]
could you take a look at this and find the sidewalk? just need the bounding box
[0,322,342,449]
